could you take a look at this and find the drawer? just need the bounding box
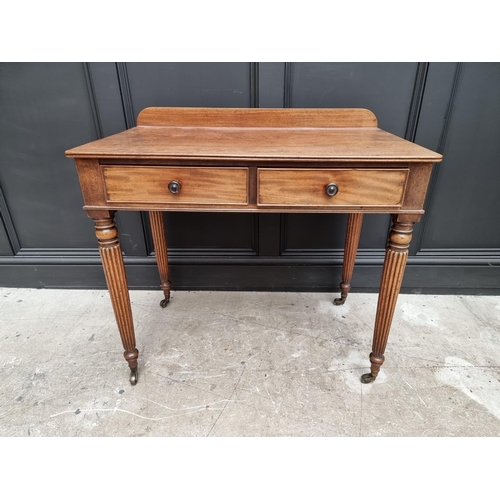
[102,166,248,205]
[258,168,408,207]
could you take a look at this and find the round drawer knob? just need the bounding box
[326,183,339,197]
[168,180,181,194]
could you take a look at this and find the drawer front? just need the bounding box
[103,166,248,205]
[258,168,408,207]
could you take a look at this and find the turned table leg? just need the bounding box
[149,211,171,308]
[361,214,417,384]
[91,210,139,385]
[334,213,364,305]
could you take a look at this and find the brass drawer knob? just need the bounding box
[326,183,339,197]
[168,180,181,194]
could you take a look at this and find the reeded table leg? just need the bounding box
[149,211,171,308]
[90,210,139,385]
[334,213,364,305]
[361,214,418,384]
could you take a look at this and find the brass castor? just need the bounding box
[159,297,170,308]
[361,372,378,384]
[130,368,138,386]
[333,296,347,306]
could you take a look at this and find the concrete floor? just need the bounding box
[1,287,499,437]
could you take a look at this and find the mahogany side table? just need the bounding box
[66,107,442,385]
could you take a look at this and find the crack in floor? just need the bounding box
[206,365,247,437]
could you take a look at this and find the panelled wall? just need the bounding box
[0,62,499,293]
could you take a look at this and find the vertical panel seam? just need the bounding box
[0,185,21,254]
[281,62,293,251]
[116,62,136,129]
[283,62,292,108]
[414,62,463,253]
[405,62,429,142]
[83,63,103,139]
[250,62,259,108]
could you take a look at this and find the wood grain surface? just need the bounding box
[92,215,138,370]
[66,108,442,163]
[67,126,442,162]
[258,169,408,207]
[367,216,417,378]
[334,213,364,305]
[149,211,171,302]
[136,107,378,128]
[103,166,248,205]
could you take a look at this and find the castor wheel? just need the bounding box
[159,297,170,308]
[361,372,377,384]
[130,369,138,386]
[333,296,346,306]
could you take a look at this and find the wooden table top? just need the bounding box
[65,107,443,163]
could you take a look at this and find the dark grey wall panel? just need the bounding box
[126,63,252,117]
[409,63,459,254]
[413,63,458,152]
[283,207,390,254]
[87,62,127,137]
[290,62,418,135]
[421,63,500,250]
[0,63,99,249]
[259,63,285,108]
[283,213,390,253]
[160,212,256,253]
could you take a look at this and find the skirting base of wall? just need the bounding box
[0,258,499,295]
